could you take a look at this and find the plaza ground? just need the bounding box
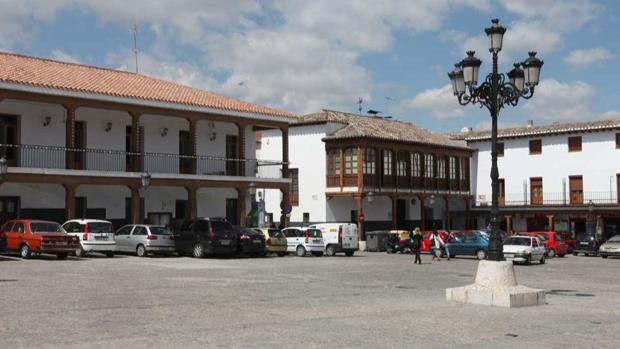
[0,251,619,349]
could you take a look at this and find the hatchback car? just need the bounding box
[115,225,175,257]
[599,234,620,258]
[1,219,79,259]
[573,232,601,256]
[253,228,287,257]
[235,227,265,257]
[62,219,116,257]
[282,227,324,257]
[445,232,489,260]
[503,236,546,265]
[172,218,236,257]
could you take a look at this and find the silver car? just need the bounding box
[114,225,175,257]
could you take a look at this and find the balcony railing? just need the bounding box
[475,191,619,207]
[1,144,285,179]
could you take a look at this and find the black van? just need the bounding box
[573,232,601,256]
[173,218,236,257]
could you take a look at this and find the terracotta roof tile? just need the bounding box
[0,51,293,119]
[297,110,470,150]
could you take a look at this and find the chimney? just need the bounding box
[527,120,534,128]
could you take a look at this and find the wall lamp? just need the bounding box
[104,122,112,132]
[43,116,51,127]
[160,127,169,137]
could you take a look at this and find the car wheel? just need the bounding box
[558,254,565,258]
[296,245,306,257]
[105,252,115,258]
[325,245,337,257]
[602,255,608,259]
[193,244,205,258]
[19,244,32,259]
[345,251,355,257]
[548,249,556,258]
[57,253,68,260]
[585,253,589,257]
[136,244,147,257]
[476,250,487,260]
[75,247,86,258]
[525,255,532,265]
[540,254,546,264]
[277,252,286,257]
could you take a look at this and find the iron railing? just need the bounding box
[475,191,619,207]
[0,144,285,179]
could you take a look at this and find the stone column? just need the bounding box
[391,196,397,229]
[237,186,247,227]
[64,183,77,221]
[186,185,197,220]
[356,195,365,241]
[130,186,141,224]
[444,196,451,230]
[505,215,513,235]
[419,195,426,231]
[547,215,554,231]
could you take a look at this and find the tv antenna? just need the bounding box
[132,21,139,73]
[357,97,363,115]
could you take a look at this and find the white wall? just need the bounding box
[197,187,239,218]
[76,185,129,219]
[471,131,620,205]
[77,107,130,171]
[0,183,65,208]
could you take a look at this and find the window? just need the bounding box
[530,177,543,205]
[532,239,539,247]
[344,148,358,175]
[459,157,468,181]
[424,154,434,178]
[616,133,620,149]
[132,226,147,235]
[498,178,505,206]
[437,157,446,179]
[569,175,583,204]
[13,222,24,233]
[411,153,421,177]
[290,168,299,206]
[397,153,408,177]
[363,149,376,174]
[568,136,582,152]
[497,142,504,157]
[383,150,393,176]
[326,149,340,175]
[529,139,542,154]
[449,157,457,180]
[0,222,14,233]
[116,226,132,235]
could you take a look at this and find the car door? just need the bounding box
[9,222,26,251]
[283,228,296,252]
[115,226,133,252]
[532,238,543,260]
[175,221,194,253]
[130,226,147,251]
[1,221,16,251]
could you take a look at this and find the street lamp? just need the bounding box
[0,157,8,179]
[248,181,257,197]
[448,18,543,261]
[367,191,374,203]
[141,172,151,189]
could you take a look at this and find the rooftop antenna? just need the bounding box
[357,97,363,115]
[132,21,139,74]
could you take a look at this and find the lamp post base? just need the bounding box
[446,260,545,308]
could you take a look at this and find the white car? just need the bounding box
[62,219,116,257]
[282,227,325,257]
[503,236,546,264]
[310,223,358,256]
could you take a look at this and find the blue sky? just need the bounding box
[1,0,618,132]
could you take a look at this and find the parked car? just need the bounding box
[235,227,265,257]
[172,218,236,258]
[599,234,620,259]
[1,219,79,259]
[282,227,324,257]
[503,235,546,265]
[534,232,567,258]
[421,230,450,253]
[0,228,6,253]
[115,224,175,257]
[386,231,413,254]
[253,228,287,257]
[445,232,488,260]
[573,232,602,256]
[62,219,116,257]
[556,231,576,253]
[310,223,359,256]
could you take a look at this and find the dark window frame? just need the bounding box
[568,136,582,152]
[497,142,504,157]
[529,139,542,155]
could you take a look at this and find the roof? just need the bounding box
[0,51,293,120]
[296,110,470,150]
[459,118,620,142]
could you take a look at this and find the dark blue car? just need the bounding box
[445,233,488,259]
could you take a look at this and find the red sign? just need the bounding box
[358,212,365,223]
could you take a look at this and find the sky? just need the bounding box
[0,0,619,132]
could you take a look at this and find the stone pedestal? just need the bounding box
[358,241,367,252]
[446,260,545,308]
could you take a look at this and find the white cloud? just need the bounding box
[523,79,596,121]
[50,50,81,64]
[564,48,612,69]
[498,0,601,31]
[402,84,468,119]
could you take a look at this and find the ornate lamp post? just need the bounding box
[448,19,543,261]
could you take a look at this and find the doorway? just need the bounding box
[226,135,238,176]
[226,198,239,225]
[147,212,172,226]
[74,121,86,170]
[0,196,20,224]
[396,199,406,229]
[179,130,193,174]
[0,115,18,166]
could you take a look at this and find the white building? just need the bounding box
[257,110,473,239]
[0,52,294,227]
[463,119,620,237]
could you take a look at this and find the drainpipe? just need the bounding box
[562,178,566,205]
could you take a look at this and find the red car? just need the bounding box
[555,231,576,253]
[520,231,568,258]
[1,219,79,259]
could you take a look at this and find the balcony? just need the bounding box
[474,191,619,207]
[1,144,285,179]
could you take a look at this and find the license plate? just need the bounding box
[580,242,589,245]
[56,241,67,246]
[220,240,231,245]
[253,239,262,243]
[95,236,108,240]
[313,239,321,243]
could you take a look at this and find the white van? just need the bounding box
[310,223,359,256]
[282,227,325,257]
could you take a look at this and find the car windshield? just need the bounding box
[211,221,232,232]
[504,237,531,246]
[150,226,172,235]
[89,222,113,234]
[30,222,63,234]
[240,228,259,236]
[536,234,548,241]
[607,235,620,242]
[577,233,594,242]
[268,229,284,238]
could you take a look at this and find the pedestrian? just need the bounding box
[411,227,423,264]
[430,230,445,262]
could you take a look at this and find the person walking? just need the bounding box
[430,230,445,262]
[411,227,423,264]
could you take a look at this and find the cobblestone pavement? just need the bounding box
[1,251,618,348]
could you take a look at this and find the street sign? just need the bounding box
[358,212,365,223]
